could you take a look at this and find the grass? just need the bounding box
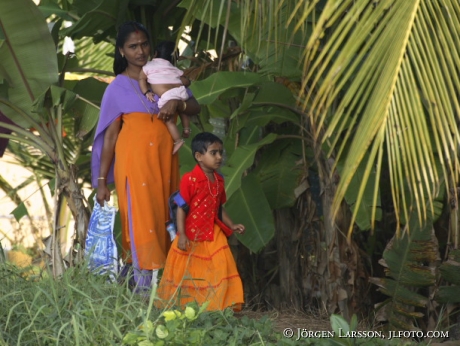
[0,262,293,345]
[0,262,154,345]
[0,261,425,346]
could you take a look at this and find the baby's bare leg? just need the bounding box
[165,119,184,155]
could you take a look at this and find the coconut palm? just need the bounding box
[180,0,460,330]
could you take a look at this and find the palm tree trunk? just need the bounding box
[317,156,358,320]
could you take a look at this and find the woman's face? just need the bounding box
[119,31,150,69]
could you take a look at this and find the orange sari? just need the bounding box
[114,112,179,272]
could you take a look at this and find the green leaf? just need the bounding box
[336,153,382,231]
[225,174,275,253]
[229,92,255,120]
[178,123,202,176]
[38,1,75,21]
[70,78,107,138]
[155,325,169,339]
[0,0,58,126]
[122,332,140,345]
[436,250,460,303]
[436,286,460,304]
[255,141,303,209]
[439,260,460,286]
[221,133,277,200]
[369,207,437,330]
[189,72,264,105]
[62,0,122,41]
[330,314,350,335]
[253,81,296,107]
[11,202,29,222]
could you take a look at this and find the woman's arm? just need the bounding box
[96,120,122,206]
[158,96,201,121]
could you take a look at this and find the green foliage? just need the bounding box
[189,72,266,105]
[369,207,438,330]
[222,133,277,200]
[123,301,294,346]
[0,242,5,263]
[436,249,460,303]
[322,314,418,346]
[226,174,275,253]
[254,140,303,210]
[336,153,382,231]
[0,263,291,345]
[10,202,29,222]
[0,0,58,126]
[0,263,151,344]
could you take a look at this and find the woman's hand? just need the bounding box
[177,232,190,251]
[96,184,111,207]
[158,99,181,121]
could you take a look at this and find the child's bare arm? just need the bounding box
[222,208,245,234]
[180,113,191,138]
[139,69,155,102]
[180,75,191,87]
[138,69,150,94]
[176,207,190,250]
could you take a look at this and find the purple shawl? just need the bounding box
[91,74,192,187]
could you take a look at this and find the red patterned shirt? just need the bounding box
[180,164,232,241]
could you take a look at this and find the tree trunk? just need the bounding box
[316,157,361,319]
[56,164,90,265]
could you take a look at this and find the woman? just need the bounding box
[91,21,200,291]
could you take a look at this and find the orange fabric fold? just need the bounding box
[157,224,244,311]
[114,112,179,270]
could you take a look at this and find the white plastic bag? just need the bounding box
[85,197,118,281]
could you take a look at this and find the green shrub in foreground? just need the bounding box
[0,263,423,346]
[0,263,292,345]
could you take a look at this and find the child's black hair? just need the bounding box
[154,41,177,63]
[191,132,223,161]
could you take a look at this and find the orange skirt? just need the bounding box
[156,224,244,311]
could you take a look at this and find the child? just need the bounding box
[139,41,191,154]
[157,132,245,311]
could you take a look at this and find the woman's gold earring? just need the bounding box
[121,53,124,58]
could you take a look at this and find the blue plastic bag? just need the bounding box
[85,197,118,281]
[166,190,189,241]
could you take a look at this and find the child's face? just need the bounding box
[196,142,223,173]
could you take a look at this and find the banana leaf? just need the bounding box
[221,133,277,200]
[61,0,123,42]
[189,71,265,105]
[254,140,303,209]
[225,173,275,253]
[0,0,58,127]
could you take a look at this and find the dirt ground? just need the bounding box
[235,308,332,333]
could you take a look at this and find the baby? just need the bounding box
[139,41,191,154]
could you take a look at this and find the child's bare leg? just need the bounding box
[165,119,184,154]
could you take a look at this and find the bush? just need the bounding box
[0,263,291,345]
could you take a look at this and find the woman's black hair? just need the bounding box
[154,41,177,64]
[113,21,150,75]
[191,132,223,161]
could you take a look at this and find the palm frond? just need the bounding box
[298,0,460,236]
